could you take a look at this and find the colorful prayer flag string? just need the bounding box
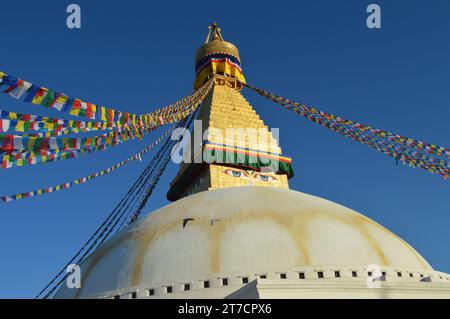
[0,109,113,135]
[243,82,449,180]
[0,71,214,131]
[0,71,135,123]
[0,126,174,202]
[0,77,214,168]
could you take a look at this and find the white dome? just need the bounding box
[55,187,433,298]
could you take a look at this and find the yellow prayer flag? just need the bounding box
[57,95,68,104]
[70,103,81,116]
[9,112,18,120]
[101,107,107,121]
[31,88,48,105]
[16,120,26,132]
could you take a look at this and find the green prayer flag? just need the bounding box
[41,90,56,107]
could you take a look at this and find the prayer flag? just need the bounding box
[9,81,32,99]
[51,94,69,111]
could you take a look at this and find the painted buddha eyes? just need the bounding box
[255,174,275,182]
[231,170,242,178]
[223,169,277,182]
[224,169,244,178]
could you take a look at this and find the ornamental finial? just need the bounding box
[205,21,224,43]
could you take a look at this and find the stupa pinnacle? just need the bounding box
[194,21,244,89]
[168,23,293,201]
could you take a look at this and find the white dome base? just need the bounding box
[54,187,450,299]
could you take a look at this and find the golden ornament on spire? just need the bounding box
[205,21,224,42]
[194,22,245,89]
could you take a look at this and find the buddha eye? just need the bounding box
[255,174,276,182]
[224,169,245,178]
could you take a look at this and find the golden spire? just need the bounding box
[194,22,245,89]
[167,24,293,201]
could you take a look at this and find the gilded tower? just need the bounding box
[167,23,294,201]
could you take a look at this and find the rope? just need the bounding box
[34,135,166,298]
[35,111,197,298]
[113,136,177,231]
[36,132,173,299]
[96,128,179,245]
[35,79,214,298]
[125,106,199,226]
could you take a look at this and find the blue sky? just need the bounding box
[0,0,448,298]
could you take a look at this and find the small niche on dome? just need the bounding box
[317,271,324,279]
[298,272,305,279]
[279,273,287,279]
